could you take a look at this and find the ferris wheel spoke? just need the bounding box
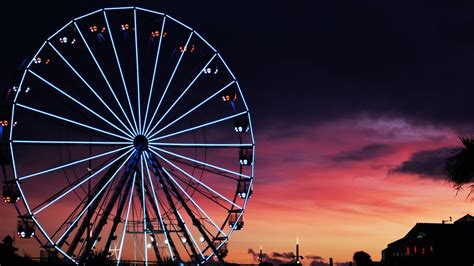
[162,167,227,237]
[28,69,133,139]
[46,43,135,139]
[104,11,139,134]
[143,31,194,136]
[153,152,242,210]
[143,155,178,260]
[149,146,251,179]
[150,111,247,142]
[102,171,134,258]
[145,53,217,137]
[157,160,221,261]
[136,157,163,262]
[143,16,166,135]
[145,152,202,260]
[16,103,131,141]
[32,148,134,216]
[85,152,140,260]
[150,142,253,148]
[12,140,132,145]
[74,21,137,136]
[134,9,142,134]
[175,207,205,260]
[147,80,236,140]
[117,171,137,265]
[56,151,136,245]
[139,155,149,264]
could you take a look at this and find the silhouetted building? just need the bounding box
[381,214,474,266]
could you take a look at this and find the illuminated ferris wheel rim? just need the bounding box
[8,6,255,264]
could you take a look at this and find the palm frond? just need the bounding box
[444,136,474,189]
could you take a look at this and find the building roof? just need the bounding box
[386,214,474,248]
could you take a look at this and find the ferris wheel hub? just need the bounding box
[133,135,148,152]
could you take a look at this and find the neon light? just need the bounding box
[117,172,137,265]
[163,167,227,236]
[194,31,216,53]
[218,54,236,80]
[146,54,217,137]
[16,103,131,141]
[74,9,102,21]
[47,21,73,41]
[19,145,132,180]
[143,156,174,259]
[134,9,142,134]
[149,146,250,179]
[143,16,166,134]
[57,150,135,244]
[104,7,134,11]
[151,152,242,210]
[13,140,132,145]
[29,68,134,139]
[150,142,252,148]
[74,21,137,136]
[104,11,139,134]
[33,149,134,215]
[144,31,194,136]
[147,80,236,139]
[149,111,247,142]
[135,7,165,15]
[166,15,193,31]
[140,156,148,263]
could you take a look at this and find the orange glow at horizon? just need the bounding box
[1,117,473,265]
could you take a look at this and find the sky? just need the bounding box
[1,1,474,265]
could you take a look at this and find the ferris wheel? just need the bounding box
[5,6,254,264]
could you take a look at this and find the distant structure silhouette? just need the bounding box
[353,251,373,266]
[382,214,474,266]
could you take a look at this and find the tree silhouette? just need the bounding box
[87,249,112,266]
[353,251,373,266]
[445,136,474,192]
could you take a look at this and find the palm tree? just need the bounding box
[445,136,474,191]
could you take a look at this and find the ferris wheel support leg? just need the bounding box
[147,152,224,263]
[102,171,134,258]
[146,152,201,261]
[143,157,181,261]
[59,154,128,254]
[133,174,163,263]
[82,153,141,260]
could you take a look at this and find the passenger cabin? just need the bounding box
[89,25,106,33]
[222,91,237,102]
[151,31,167,38]
[203,66,219,75]
[234,116,249,133]
[239,148,253,166]
[179,44,195,53]
[237,179,252,199]
[214,241,228,258]
[121,23,131,31]
[3,183,21,203]
[228,212,244,230]
[17,218,35,238]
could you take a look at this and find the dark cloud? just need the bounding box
[272,251,295,259]
[306,255,324,261]
[332,144,395,162]
[3,1,474,130]
[390,147,457,179]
